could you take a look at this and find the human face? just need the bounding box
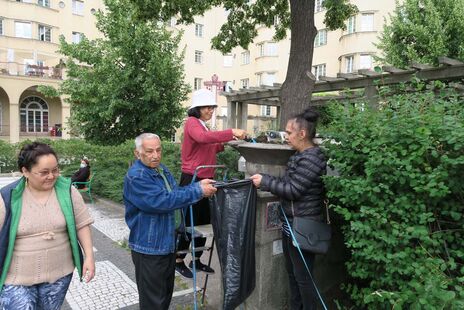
[285,120,305,152]
[137,138,162,169]
[199,106,215,121]
[22,154,59,191]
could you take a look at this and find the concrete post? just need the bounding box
[9,102,19,143]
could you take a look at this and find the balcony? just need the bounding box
[0,62,63,79]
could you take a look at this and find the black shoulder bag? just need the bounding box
[284,200,332,255]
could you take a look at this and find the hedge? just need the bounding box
[0,139,242,203]
[322,84,464,309]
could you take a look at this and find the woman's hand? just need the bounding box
[82,256,96,283]
[250,174,262,187]
[232,129,247,140]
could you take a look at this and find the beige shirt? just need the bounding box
[0,186,93,285]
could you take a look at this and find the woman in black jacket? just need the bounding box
[251,108,326,310]
[71,158,91,189]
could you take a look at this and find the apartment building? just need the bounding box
[0,0,397,143]
[0,0,104,142]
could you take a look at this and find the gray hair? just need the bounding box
[135,133,160,151]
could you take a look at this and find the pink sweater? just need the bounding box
[181,117,234,178]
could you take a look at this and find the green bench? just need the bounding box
[72,172,95,203]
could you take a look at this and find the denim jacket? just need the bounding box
[123,160,203,255]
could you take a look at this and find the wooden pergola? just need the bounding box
[222,57,464,129]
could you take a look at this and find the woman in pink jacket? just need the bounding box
[175,89,246,278]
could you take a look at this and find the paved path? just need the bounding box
[63,197,222,310]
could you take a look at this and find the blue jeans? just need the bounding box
[0,273,72,310]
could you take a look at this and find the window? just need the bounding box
[38,25,51,42]
[168,17,177,27]
[0,19,3,36]
[38,0,50,7]
[257,42,278,57]
[195,23,203,37]
[72,31,83,43]
[315,0,324,13]
[359,54,372,69]
[240,78,249,89]
[194,50,203,64]
[15,22,32,38]
[314,29,327,47]
[260,105,271,116]
[347,16,356,34]
[194,78,202,90]
[345,56,354,73]
[273,16,280,26]
[256,73,262,86]
[20,96,49,133]
[223,54,233,67]
[263,72,276,86]
[72,0,84,15]
[312,64,326,80]
[266,42,278,56]
[361,13,374,31]
[241,51,250,65]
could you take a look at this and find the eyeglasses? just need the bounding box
[31,167,60,178]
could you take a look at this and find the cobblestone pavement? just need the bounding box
[61,197,222,310]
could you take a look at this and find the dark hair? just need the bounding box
[18,142,58,171]
[187,107,202,118]
[291,108,319,140]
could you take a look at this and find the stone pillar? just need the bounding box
[229,142,296,309]
[9,102,19,143]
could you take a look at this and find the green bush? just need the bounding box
[0,140,16,173]
[322,86,464,309]
[1,139,241,203]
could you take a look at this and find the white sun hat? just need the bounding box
[189,89,217,110]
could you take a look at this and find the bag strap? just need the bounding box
[324,199,331,225]
[280,205,328,310]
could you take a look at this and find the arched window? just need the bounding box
[20,96,49,133]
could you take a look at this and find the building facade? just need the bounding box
[172,0,397,137]
[0,0,104,142]
[0,0,397,143]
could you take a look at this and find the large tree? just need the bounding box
[59,0,189,145]
[377,0,464,68]
[131,0,357,128]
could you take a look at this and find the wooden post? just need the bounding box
[227,100,237,129]
[365,84,379,110]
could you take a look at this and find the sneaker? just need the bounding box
[175,262,193,279]
[189,260,215,274]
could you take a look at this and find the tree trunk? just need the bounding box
[279,0,317,130]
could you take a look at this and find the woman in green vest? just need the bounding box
[0,142,95,309]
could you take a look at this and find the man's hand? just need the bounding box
[200,179,217,197]
[232,128,247,140]
[250,174,262,188]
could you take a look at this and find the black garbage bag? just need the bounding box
[209,179,257,310]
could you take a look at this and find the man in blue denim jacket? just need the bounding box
[123,133,216,310]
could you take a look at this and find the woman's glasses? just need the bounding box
[31,167,60,178]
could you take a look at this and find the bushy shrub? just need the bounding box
[322,86,464,309]
[0,140,16,173]
[2,139,241,203]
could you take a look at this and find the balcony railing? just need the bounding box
[0,62,63,79]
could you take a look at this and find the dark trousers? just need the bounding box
[177,172,210,260]
[131,251,175,310]
[282,233,318,310]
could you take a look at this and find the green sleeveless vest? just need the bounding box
[0,176,83,291]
